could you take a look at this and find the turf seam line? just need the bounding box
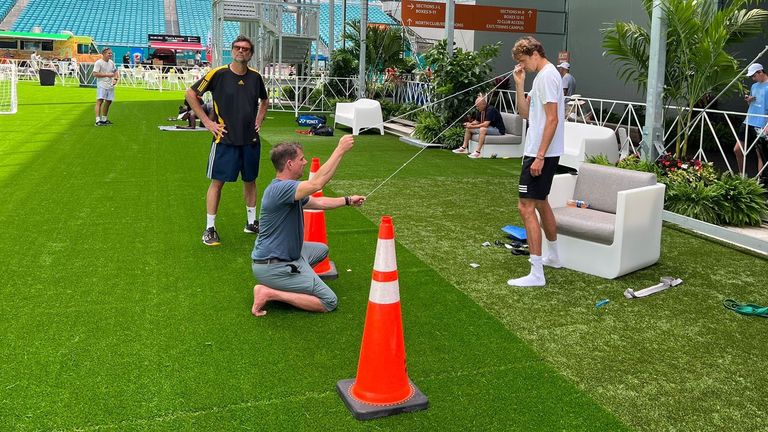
[58,390,337,431]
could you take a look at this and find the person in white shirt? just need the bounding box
[557,61,576,97]
[93,47,119,126]
[509,36,565,287]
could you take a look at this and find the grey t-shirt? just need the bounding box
[251,179,309,261]
[562,73,576,97]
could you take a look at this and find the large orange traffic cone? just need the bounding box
[337,216,428,420]
[303,157,338,280]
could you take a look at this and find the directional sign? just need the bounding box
[401,1,537,33]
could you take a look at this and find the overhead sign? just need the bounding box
[401,1,537,33]
[148,34,202,44]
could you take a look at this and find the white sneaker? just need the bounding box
[468,151,482,159]
[452,147,468,154]
[542,257,562,268]
[507,274,546,287]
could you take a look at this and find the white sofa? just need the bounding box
[560,122,620,169]
[333,98,384,135]
[544,163,666,279]
[467,112,527,158]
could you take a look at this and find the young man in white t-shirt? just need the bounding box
[509,36,565,287]
[93,47,119,126]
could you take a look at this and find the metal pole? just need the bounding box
[445,0,454,57]
[212,0,223,66]
[342,0,347,50]
[329,0,335,55]
[642,0,667,161]
[358,0,367,98]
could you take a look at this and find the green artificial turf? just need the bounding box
[0,83,627,431]
[1,81,767,431]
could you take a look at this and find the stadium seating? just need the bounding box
[8,0,398,57]
[0,0,16,23]
[11,0,164,46]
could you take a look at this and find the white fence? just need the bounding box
[8,57,765,177]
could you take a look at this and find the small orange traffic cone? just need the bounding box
[337,216,428,420]
[303,157,338,280]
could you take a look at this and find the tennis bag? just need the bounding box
[310,124,334,136]
[296,114,327,126]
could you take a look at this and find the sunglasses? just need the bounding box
[233,45,251,53]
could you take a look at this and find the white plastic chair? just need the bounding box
[333,98,384,135]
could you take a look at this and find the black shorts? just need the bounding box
[738,124,767,159]
[206,142,260,182]
[518,156,560,200]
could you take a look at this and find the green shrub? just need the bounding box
[585,154,613,166]
[441,125,466,149]
[414,111,442,143]
[281,85,295,100]
[664,181,722,224]
[394,103,420,121]
[326,98,354,113]
[617,154,662,175]
[711,173,768,226]
[380,99,398,120]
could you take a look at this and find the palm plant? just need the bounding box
[339,20,411,74]
[602,0,768,157]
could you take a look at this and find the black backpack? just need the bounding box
[311,124,334,136]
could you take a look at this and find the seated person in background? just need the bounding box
[453,94,506,158]
[177,96,214,128]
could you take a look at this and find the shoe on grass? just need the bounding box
[468,151,482,159]
[202,227,221,246]
[244,221,259,234]
[452,147,468,154]
[103,119,113,125]
[95,121,106,126]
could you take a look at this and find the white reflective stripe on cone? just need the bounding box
[304,209,321,213]
[373,239,397,272]
[369,279,400,304]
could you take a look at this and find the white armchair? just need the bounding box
[334,98,384,135]
[544,163,666,279]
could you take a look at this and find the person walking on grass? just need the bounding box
[93,47,119,126]
[250,137,366,316]
[508,36,565,287]
[452,94,505,158]
[185,35,269,246]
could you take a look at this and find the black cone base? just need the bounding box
[336,378,429,421]
[317,260,338,280]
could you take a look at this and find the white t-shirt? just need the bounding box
[524,62,565,157]
[93,59,116,89]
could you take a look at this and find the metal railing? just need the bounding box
[8,58,765,177]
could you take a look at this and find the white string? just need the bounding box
[365,70,514,198]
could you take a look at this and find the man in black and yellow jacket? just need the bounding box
[186,35,269,246]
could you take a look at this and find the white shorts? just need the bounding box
[96,87,115,101]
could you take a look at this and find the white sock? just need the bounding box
[96,116,100,122]
[100,116,107,122]
[507,256,546,287]
[246,207,256,224]
[206,214,216,229]
[543,240,562,268]
[546,240,559,260]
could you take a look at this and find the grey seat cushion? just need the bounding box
[553,207,616,245]
[572,163,657,214]
[480,134,522,145]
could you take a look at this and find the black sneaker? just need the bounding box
[103,119,113,125]
[202,227,221,246]
[244,220,259,234]
[95,121,106,126]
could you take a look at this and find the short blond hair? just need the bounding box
[512,36,545,60]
